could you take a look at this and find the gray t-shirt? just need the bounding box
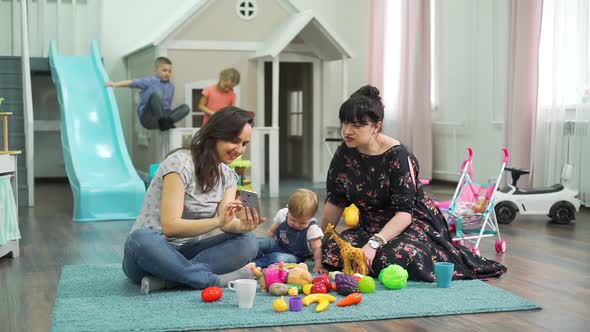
[130,149,238,246]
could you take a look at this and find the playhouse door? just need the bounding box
[265,62,313,180]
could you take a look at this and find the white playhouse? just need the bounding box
[124,0,352,196]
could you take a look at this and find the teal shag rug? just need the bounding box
[51,264,540,332]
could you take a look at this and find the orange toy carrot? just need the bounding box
[337,292,363,307]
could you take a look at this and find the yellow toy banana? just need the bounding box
[302,294,337,312]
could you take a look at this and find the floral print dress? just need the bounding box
[322,143,507,281]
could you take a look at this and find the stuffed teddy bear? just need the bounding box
[472,188,489,214]
[251,262,313,293]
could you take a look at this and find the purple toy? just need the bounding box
[335,273,359,296]
[289,296,303,312]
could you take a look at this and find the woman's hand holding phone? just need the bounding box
[238,190,266,231]
[220,199,243,227]
[239,206,267,232]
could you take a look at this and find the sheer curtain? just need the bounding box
[382,0,401,135]
[397,0,432,179]
[380,0,432,179]
[534,0,590,205]
[369,0,388,95]
[505,0,543,186]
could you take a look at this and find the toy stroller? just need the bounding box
[434,151,474,214]
[443,147,509,255]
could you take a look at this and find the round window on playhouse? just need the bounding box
[236,0,257,20]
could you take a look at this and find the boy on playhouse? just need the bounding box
[254,189,326,274]
[106,57,189,131]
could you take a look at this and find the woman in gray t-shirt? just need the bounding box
[123,107,265,294]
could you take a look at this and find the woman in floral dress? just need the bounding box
[321,85,506,281]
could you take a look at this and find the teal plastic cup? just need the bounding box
[434,262,454,288]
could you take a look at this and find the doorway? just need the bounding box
[264,62,313,181]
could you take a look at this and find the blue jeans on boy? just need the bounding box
[140,92,190,130]
[254,237,300,268]
[122,228,257,289]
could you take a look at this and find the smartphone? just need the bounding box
[239,189,261,215]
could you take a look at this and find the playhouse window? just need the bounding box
[236,0,257,20]
[288,90,303,137]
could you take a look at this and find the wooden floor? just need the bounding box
[1,180,589,332]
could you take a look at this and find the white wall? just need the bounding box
[290,0,370,124]
[291,0,369,181]
[0,0,101,57]
[100,0,197,150]
[433,0,510,183]
[100,0,369,155]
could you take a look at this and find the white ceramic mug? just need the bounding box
[227,279,257,309]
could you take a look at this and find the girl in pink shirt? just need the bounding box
[199,68,240,125]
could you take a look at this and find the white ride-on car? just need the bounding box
[494,165,581,224]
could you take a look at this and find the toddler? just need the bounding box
[254,189,325,274]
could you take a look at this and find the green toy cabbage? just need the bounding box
[378,264,409,289]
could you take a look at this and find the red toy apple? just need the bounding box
[201,286,223,302]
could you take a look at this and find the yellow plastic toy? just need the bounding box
[342,204,359,227]
[273,296,289,312]
[229,155,252,191]
[324,224,368,276]
[302,293,337,312]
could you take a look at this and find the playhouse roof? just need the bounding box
[125,0,352,61]
[251,10,351,61]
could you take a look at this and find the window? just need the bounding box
[288,90,303,137]
[383,0,401,117]
[538,0,590,107]
[383,0,438,115]
[236,0,257,21]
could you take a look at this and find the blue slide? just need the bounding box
[49,41,145,222]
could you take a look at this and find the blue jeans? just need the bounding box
[254,237,300,268]
[140,92,190,129]
[122,228,257,289]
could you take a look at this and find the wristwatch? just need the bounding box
[368,238,380,250]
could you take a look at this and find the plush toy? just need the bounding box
[472,189,489,214]
[286,263,313,286]
[251,262,312,293]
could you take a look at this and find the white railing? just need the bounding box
[251,127,279,197]
[20,0,34,205]
[0,0,102,57]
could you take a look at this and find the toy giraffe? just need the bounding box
[324,224,368,276]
